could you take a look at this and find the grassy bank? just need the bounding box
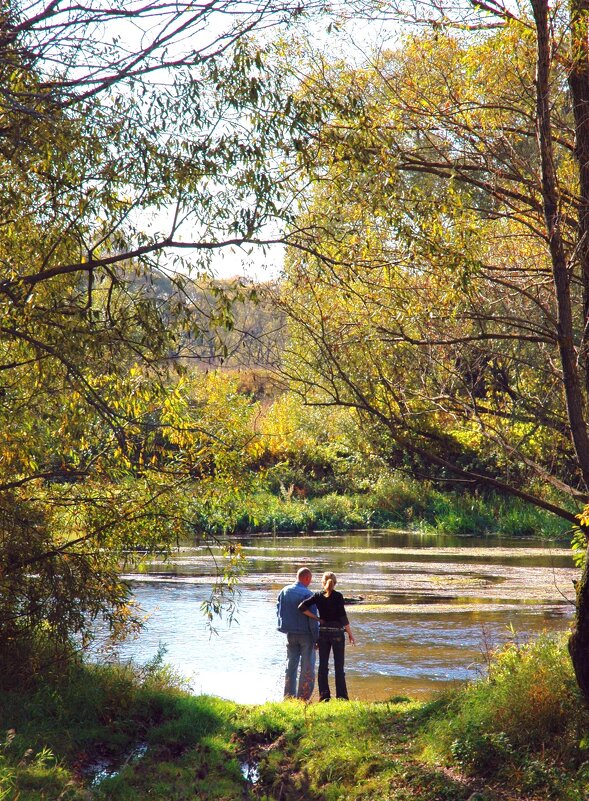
[196,476,572,539]
[2,636,589,800]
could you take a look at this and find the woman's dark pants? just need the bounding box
[318,628,348,700]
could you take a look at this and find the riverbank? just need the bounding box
[2,636,587,800]
[195,480,573,539]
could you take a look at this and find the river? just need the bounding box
[111,529,577,704]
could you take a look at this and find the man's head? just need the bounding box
[297,567,312,586]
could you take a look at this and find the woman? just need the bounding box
[298,571,356,701]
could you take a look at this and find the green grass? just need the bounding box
[0,658,243,801]
[2,636,589,800]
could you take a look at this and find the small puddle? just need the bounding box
[239,758,261,785]
[84,742,148,786]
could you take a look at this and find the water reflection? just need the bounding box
[108,529,576,704]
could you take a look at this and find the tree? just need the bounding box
[0,0,329,671]
[271,1,589,701]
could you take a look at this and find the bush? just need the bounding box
[311,494,365,529]
[422,636,589,781]
[0,631,81,693]
[369,474,429,520]
[450,727,514,774]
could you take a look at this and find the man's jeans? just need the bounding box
[318,627,348,700]
[284,633,316,700]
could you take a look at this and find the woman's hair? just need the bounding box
[322,571,337,596]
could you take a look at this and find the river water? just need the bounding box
[112,529,577,704]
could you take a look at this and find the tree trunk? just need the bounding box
[569,0,589,397]
[531,0,589,703]
[531,0,589,491]
[567,2,589,702]
[569,541,589,700]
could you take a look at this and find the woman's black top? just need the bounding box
[299,590,349,628]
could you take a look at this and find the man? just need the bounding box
[276,566,319,700]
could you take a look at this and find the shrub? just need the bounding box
[450,727,514,774]
[311,494,365,529]
[422,636,589,778]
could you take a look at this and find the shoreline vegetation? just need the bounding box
[2,636,588,801]
[196,480,573,541]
